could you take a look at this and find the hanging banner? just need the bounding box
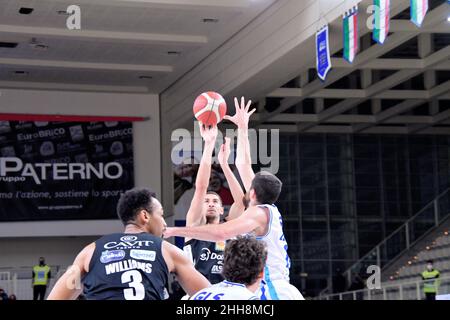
[373,0,390,44]
[410,0,428,27]
[343,6,359,63]
[316,25,331,81]
[0,121,134,221]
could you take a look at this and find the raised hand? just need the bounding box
[199,122,218,145]
[218,137,231,166]
[223,97,256,130]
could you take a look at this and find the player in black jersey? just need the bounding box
[183,124,246,285]
[47,188,210,300]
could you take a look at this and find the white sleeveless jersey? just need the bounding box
[256,204,291,283]
[190,281,258,300]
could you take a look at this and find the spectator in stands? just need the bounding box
[0,288,8,301]
[348,273,365,300]
[332,268,347,294]
[8,294,16,300]
[32,257,51,300]
[421,260,440,300]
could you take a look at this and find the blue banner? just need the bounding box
[316,25,331,81]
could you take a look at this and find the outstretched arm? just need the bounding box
[218,137,245,221]
[164,206,264,242]
[185,124,218,228]
[47,243,94,300]
[224,97,256,192]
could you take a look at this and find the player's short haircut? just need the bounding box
[222,236,267,286]
[250,171,282,204]
[206,190,222,206]
[116,188,157,226]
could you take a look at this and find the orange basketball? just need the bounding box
[193,92,227,126]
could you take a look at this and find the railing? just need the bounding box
[318,275,450,300]
[344,188,450,284]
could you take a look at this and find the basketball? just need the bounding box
[193,92,227,126]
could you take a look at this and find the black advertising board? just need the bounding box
[0,121,134,221]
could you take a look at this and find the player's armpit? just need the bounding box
[163,241,210,296]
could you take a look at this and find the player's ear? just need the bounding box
[139,209,149,222]
[258,269,264,279]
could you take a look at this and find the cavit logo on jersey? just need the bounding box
[199,248,223,262]
[100,250,126,264]
[104,237,154,250]
[130,249,156,261]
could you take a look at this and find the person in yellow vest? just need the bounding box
[32,257,51,300]
[421,260,440,300]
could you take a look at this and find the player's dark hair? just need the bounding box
[222,236,267,286]
[250,171,282,204]
[117,188,157,226]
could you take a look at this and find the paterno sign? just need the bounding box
[0,121,134,221]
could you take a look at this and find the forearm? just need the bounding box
[195,142,215,190]
[220,163,244,203]
[225,202,245,221]
[236,128,255,191]
[170,225,228,242]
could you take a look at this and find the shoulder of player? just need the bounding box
[245,205,270,221]
[77,242,95,273]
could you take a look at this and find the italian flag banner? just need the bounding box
[373,0,390,44]
[410,0,428,27]
[343,7,359,63]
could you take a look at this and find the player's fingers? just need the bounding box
[248,108,257,116]
[234,97,240,110]
[241,96,245,109]
[245,100,252,112]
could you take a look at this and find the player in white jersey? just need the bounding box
[164,97,304,300]
[190,236,266,300]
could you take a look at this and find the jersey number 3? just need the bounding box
[121,270,145,300]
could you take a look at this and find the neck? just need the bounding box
[246,280,262,293]
[124,223,146,234]
[206,216,220,224]
[250,200,261,206]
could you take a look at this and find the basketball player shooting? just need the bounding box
[164,97,305,300]
[183,97,247,286]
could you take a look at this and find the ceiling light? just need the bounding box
[19,7,34,15]
[138,76,152,80]
[202,18,219,23]
[33,44,49,51]
[12,71,29,76]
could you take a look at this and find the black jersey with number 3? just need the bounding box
[82,233,169,300]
